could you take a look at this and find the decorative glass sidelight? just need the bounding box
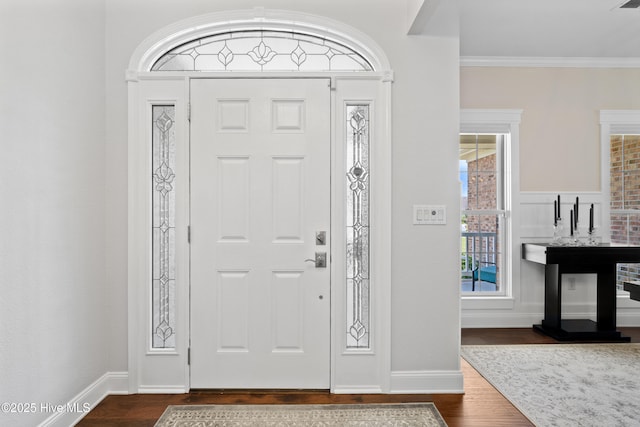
[346,105,370,349]
[152,105,176,349]
[151,30,373,72]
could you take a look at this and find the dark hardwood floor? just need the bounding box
[77,327,640,427]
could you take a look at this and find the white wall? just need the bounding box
[106,0,461,387]
[0,1,108,426]
[461,66,640,327]
[0,2,462,416]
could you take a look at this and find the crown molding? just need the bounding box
[460,56,640,68]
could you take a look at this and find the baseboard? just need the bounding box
[331,385,384,394]
[461,311,542,328]
[617,311,640,327]
[38,372,128,427]
[138,385,189,394]
[389,370,463,394]
[463,310,640,328]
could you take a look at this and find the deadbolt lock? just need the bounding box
[316,231,327,246]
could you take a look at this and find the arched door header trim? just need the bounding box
[128,8,391,74]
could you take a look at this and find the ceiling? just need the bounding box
[459,0,640,59]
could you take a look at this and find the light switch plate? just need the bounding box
[413,205,446,225]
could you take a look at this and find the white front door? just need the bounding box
[190,78,331,389]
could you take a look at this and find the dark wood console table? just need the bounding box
[624,281,640,302]
[522,243,640,342]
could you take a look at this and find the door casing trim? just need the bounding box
[127,10,392,394]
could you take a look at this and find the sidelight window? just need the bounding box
[151,105,176,349]
[346,104,370,349]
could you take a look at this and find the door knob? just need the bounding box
[305,252,327,268]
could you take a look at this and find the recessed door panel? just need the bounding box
[272,157,304,243]
[271,271,304,352]
[217,157,250,242]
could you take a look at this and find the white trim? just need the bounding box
[330,78,392,392]
[389,370,464,394]
[461,56,640,69]
[600,110,640,125]
[460,109,523,132]
[461,297,515,310]
[462,299,640,328]
[460,109,522,307]
[129,79,189,393]
[133,71,391,82]
[461,312,543,328]
[137,385,189,394]
[128,8,391,75]
[38,372,128,427]
[332,386,384,394]
[127,78,140,394]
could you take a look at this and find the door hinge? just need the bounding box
[187,347,191,365]
[187,102,191,122]
[187,225,191,244]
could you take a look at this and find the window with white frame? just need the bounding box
[610,134,640,290]
[460,133,508,294]
[460,109,521,299]
[600,111,640,295]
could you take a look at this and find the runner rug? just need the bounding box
[461,344,640,427]
[155,403,447,426]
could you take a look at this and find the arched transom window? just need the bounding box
[151,30,374,72]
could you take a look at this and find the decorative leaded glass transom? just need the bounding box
[151,30,373,72]
[152,105,176,349]
[346,105,370,349]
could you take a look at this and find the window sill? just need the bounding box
[461,296,515,310]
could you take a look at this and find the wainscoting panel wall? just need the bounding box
[462,192,640,328]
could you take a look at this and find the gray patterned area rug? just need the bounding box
[154,403,447,426]
[461,344,640,427]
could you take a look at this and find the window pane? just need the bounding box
[152,105,176,349]
[151,30,373,72]
[460,135,499,210]
[611,213,629,245]
[460,133,506,294]
[623,135,640,172]
[611,171,624,210]
[611,135,623,172]
[469,171,498,210]
[346,104,370,349]
[624,170,640,210]
[461,214,501,292]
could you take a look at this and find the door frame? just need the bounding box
[127,9,393,394]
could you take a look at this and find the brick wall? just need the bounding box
[466,154,499,286]
[467,154,497,233]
